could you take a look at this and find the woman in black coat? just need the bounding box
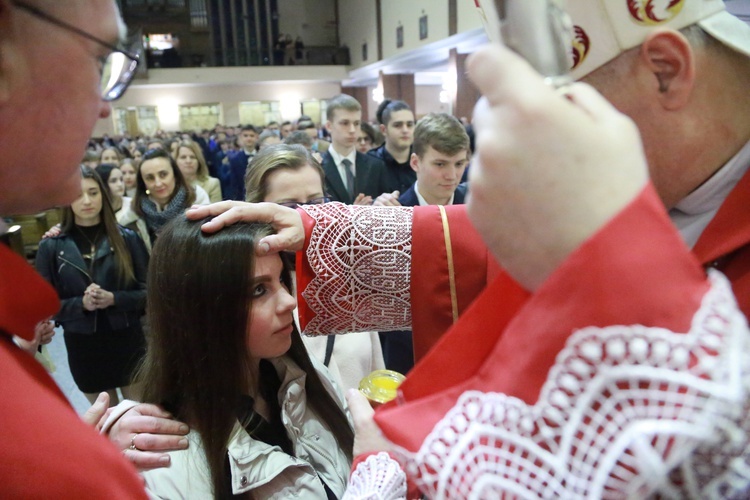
[36,166,149,405]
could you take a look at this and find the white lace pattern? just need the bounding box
[392,271,750,499]
[343,452,407,500]
[301,203,414,336]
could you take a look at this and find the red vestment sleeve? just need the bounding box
[410,204,505,362]
[375,184,709,452]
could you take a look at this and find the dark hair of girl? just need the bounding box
[61,165,135,285]
[96,163,120,189]
[136,217,353,497]
[132,148,196,217]
[97,163,125,212]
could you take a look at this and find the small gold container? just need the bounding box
[359,369,406,407]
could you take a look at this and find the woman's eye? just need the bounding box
[252,284,266,298]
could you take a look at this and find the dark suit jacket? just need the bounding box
[321,150,388,204]
[228,150,253,201]
[398,181,469,207]
[367,144,416,194]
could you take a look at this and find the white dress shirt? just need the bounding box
[327,146,357,186]
[414,180,456,206]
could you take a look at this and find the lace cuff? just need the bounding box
[343,452,407,500]
[400,271,750,498]
[300,203,414,336]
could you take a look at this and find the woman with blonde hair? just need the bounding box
[173,140,222,203]
[120,159,138,198]
[245,144,385,392]
[99,146,123,166]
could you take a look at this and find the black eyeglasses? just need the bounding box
[12,1,139,101]
[278,197,330,210]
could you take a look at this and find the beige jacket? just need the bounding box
[141,355,351,499]
[195,176,223,204]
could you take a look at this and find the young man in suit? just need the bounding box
[227,124,258,201]
[399,113,470,207]
[382,113,471,375]
[321,94,388,205]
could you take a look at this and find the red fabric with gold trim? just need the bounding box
[374,184,709,452]
[410,204,505,362]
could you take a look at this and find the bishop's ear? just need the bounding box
[639,29,696,111]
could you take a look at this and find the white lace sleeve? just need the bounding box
[300,203,414,336]
[397,271,750,499]
[342,452,407,500]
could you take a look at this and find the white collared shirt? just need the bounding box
[414,180,455,207]
[328,147,357,185]
[670,140,750,248]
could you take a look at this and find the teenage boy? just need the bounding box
[368,99,417,196]
[399,113,469,207]
[321,94,388,205]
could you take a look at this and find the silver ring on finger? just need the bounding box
[130,433,139,451]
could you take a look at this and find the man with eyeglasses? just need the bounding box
[0,1,171,496]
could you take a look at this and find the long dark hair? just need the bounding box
[136,217,353,497]
[61,165,135,285]
[132,148,196,216]
[96,163,124,211]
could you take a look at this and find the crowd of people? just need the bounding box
[36,94,468,415]
[2,0,750,498]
